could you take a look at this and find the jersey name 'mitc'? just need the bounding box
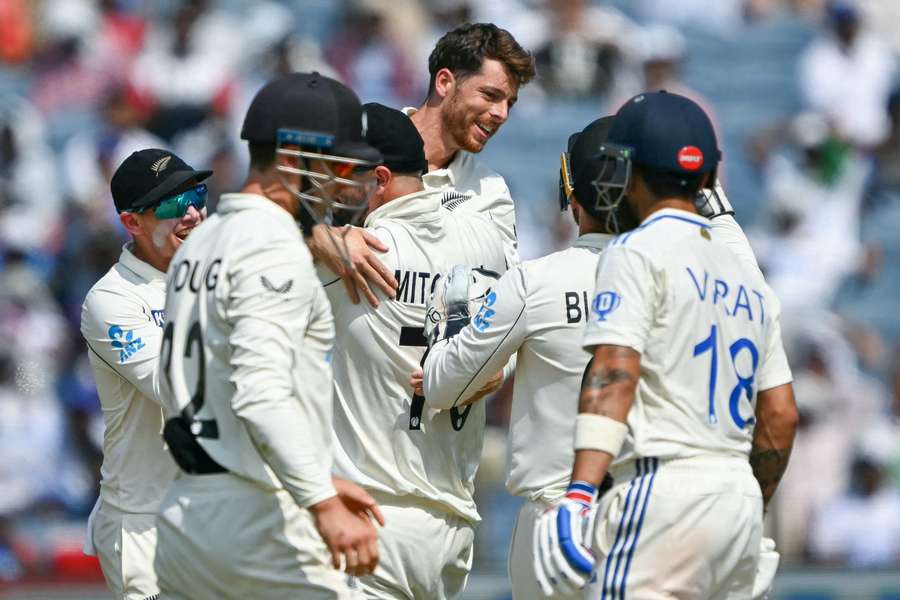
[686,267,766,324]
[394,269,439,305]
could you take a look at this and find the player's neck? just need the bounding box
[240,174,300,217]
[410,104,458,171]
[130,238,170,273]
[641,198,697,220]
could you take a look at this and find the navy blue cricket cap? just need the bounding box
[609,90,720,175]
[362,102,427,175]
[240,72,381,164]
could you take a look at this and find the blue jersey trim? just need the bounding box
[614,214,711,246]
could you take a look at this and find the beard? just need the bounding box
[441,91,486,154]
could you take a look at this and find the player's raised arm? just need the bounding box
[696,179,765,274]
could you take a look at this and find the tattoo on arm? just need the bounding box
[749,443,792,510]
[578,347,639,418]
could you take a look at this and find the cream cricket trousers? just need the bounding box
[155,472,357,600]
[358,491,475,600]
[90,500,160,600]
[508,498,584,600]
[587,456,763,600]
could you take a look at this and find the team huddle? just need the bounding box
[79,22,798,600]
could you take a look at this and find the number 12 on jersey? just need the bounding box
[693,325,759,429]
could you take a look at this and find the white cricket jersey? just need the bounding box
[318,188,506,522]
[159,193,336,508]
[583,208,793,464]
[81,244,178,514]
[424,234,613,503]
[402,106,519,267]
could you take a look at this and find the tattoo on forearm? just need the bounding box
[579,364,636,415]
[583,368,633,391]
[749,444,792,508]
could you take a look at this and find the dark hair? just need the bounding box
[637,167,706,200]
[248,142,276,171]
[427,23,535,96]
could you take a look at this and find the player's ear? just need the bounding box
[119,211,144,237]
[374,165,392,193]
[433,68,456,100]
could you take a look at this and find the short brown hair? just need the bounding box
[427,23,535,96]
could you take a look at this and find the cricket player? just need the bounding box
[534,92,799,599]
[318,103,506,599]
[80,148,210,600]
[154,73,384,600]
[310,22,535,307]
[421,116,638,600]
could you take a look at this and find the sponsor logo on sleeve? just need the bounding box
[109,325,146,363]
[592,291,621,322]
[151,309,166,328]
[472,290,497,332]
[261,275,293,294]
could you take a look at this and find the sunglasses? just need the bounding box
[138,184,207,219]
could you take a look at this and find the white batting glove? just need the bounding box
[695,178,734,218]
[533,481,597,597]
[752,536,780,600]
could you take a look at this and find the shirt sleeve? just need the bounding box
[424,265,529,410]
[756,299,794,392]
[225,236,336,508]
[582,245,657,354]
[81,288,164,403]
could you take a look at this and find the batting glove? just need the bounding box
[533,481,598,597]
[752,537,780,600]
[695,178,734,218]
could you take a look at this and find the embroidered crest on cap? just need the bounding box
[151,156,172,176]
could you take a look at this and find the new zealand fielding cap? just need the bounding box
[111,149,212,213]
[609,90,720,175]
[240,71,381,164]
[362,103,427,175]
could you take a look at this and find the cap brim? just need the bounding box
[131,169,213,211]
[333,140,383,165]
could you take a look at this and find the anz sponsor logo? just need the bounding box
[592,290,622,322]
[109,325,146,363]
[472,291,497,332]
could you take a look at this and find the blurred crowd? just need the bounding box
[2,0,900,584]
